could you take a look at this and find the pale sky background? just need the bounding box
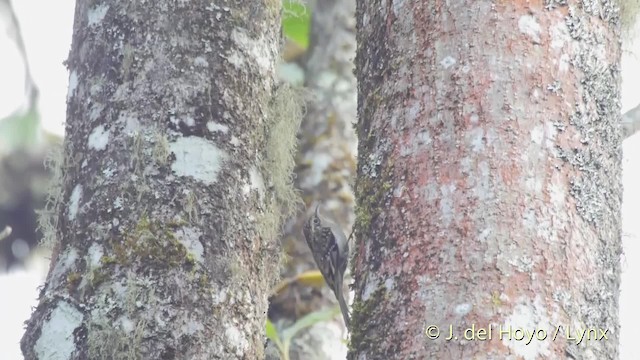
[0,2,638,359]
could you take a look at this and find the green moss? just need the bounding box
[184,251,196,267]
[198,273,210,288]
[349,286,388,352]
[151,132,170,166]
[355,203,373,234]
[94,216,212,301]
[167,218,189,227]
[182,191,200,225]
[100,256,117,265]
[105,214,193,270]
[381,181,393,192]
[66,272,82,291]
[491,291,502,307]
[353,174,392,248]
[88,308,145,360]
[89,268,108,288]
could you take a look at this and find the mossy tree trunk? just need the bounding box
[21,1,292,359]
[352,0,622,358]
[268,0,357,358]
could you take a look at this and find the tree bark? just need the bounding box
[21,1,291,359]
[353,1,622,359]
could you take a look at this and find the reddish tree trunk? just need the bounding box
[352,1,622,359]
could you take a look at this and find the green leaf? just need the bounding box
[266,319,286,357]
[282,0,310,49]
[266,319,279,343]
[281,306,341,342]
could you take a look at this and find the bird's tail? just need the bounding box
[334,276,350,328]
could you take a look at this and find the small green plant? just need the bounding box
[266,306,341,360]
[282,0,311,49]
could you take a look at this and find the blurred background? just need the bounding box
[0,1,638,359]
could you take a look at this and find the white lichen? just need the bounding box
[531,125,544,145]
[207,122,229,133]
[49,248,79,287]
[549,174,567,210]
[170,137,227,184]
[67,71,78,102]
[212,287,228,305]
[439,183,456,226]
[558,53,570,73]
[34,301,84,360]
[180,319,204,336]
[87,243,104,268]
[181,116,195,127]
[393,184,404,198]
[175,227,204,263]
[362,276,379,302]
[468,127,485,152]
[87,4,109,27]
[383,278,395,293]
[89,104,104,122]
[518,15,542,44]
[88,125,110,151]
[440,56,456,69]
[117,316,135,334]
[550,21,570,49]
[502,298,551,360]
[113,197,123,210]
[230,29,274,74]
[102,167,115,178]
[392,0,407,15]
[194,56,209,67]
[68,185,83,221]
[242,167,265,198]
[523,209,537,230]
[224,323,248,356]
[120,112,141,136]
[454,303,473,316]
